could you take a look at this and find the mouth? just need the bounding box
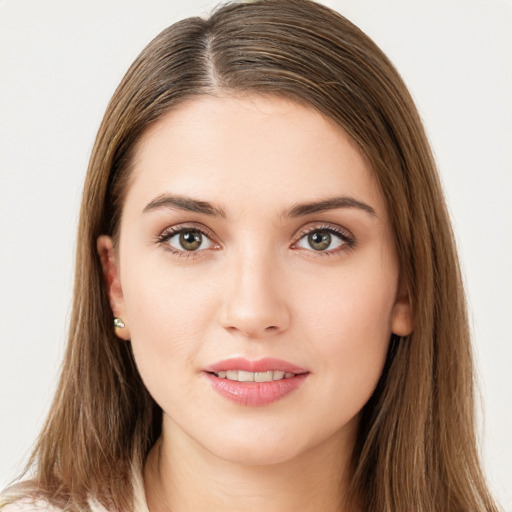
[203,357,309,406]
[210,369,298,382]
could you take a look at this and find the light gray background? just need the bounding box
[1,0,511,508]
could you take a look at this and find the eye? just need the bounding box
[158,227,215,253]
[294,226,353,253]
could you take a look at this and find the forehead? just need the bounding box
[125,94,385,218]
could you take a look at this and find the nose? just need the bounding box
[219,251,291,339]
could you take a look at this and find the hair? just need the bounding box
[3,1,499,511]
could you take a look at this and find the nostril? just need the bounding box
[265,325,278,332]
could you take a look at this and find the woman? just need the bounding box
[1,0,501,511]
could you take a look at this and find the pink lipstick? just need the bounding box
[203,357,309,406]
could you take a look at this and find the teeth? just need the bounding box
[215,370,296,382]
[254,371,273,382]
[238,370,254,382]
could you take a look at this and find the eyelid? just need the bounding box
[156,222,221,252]
[156,221,355,256]
[291,223,356,252]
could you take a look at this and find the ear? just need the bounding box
[97,235,130,340]
[391,284,414,337]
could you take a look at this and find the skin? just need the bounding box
[98,95,412,512]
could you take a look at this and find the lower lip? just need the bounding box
[205,373,308,406]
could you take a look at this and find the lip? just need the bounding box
[204,357,307,374]
[203,357,309,407]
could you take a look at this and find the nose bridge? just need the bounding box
[220,242,290,338]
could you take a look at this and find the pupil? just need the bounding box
[308,231,331,251]
[180,231,202,251]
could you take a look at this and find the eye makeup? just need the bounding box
[155,220,356,260]
[156,223,220,258]
[291,223,356,255]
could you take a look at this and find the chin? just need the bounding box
[211,439,304,467]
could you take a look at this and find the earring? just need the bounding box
[113,317,125,329]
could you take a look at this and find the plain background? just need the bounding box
[0,0,511,508]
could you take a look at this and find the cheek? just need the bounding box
[300,263,396,346]
[297,262,396,405]
[120,261,218,395]
[123,249,216,333]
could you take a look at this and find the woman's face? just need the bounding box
[100,95,412,465]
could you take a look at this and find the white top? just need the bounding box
[0,471,149,512]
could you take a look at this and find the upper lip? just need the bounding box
[204,357,308,375]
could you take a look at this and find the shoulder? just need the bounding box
[0,495,110,512]
[1,466,145,512]
[0,499,63,512]
[1,498,109,512]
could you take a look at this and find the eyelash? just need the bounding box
[156,224,218,258]
[292,224,356,255]
[156,223,356,258]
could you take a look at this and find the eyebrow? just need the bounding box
[142,193,376,219]
[285,196,376,217]
[143,193,227,218]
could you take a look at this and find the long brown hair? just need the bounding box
[5,1,498,511]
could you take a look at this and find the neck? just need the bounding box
[144,416,358,512]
